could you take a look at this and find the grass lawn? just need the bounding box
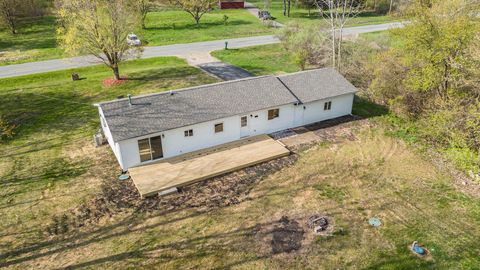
[1,120,479,268]
[212,44,301,76]
[249,0,399,27]
[0,16,65,66]
[0,56,218,252]
[0,9,273,66]
[141,9,273,46]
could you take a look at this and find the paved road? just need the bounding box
[0,22,403,79]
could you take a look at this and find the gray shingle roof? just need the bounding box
[98,76,298,142]
[98,68,357,142]
[278,68,358,103]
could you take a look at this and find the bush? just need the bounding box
[0,115,15,141]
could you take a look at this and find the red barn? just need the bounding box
[219,0,245,9]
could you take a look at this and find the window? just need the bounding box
[214,123,224,133]
[324,101,332,111]
[184,129,193,137]
[150,136,163,160]
[138,136,163,162]
[268,108,279,120]
[241,116,247,127]
[138,138,151,162]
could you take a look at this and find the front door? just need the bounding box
[240,115,249,137]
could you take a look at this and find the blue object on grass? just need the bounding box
[118,174,130,181]
[368,217,382,227]
[412,241,426,255]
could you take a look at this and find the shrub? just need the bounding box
[0,115,15,141]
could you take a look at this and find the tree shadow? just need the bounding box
[352,95,389,118]
[145,19,253,31]
[0,16,58,51]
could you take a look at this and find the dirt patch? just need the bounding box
[46,154,298,236]
[102,77,128,88]
[254,216,305,255]
[271,216,304,254]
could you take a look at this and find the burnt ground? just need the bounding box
[254,216,305,255]
[270,216,305,254]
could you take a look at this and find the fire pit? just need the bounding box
[307,215,331,234]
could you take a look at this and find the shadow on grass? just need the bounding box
[145,19,253,31]
[352,95,389,118]
[0,16,58,51]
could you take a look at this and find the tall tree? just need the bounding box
[279,22,330,70]
[169,0,215,25]
[316,0,363,70]
[283,0,292,17]
[297,0,319,16]
[371,0,479,113]
[134,0,152,29]
[0,0,21,34]
[57,0,143,80]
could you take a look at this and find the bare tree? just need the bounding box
[57,0,143,80]
[283,0,292,17]
[0,0,21,34]
[316,0,363,70]
[134,0,152,29]
[169,0,216,25]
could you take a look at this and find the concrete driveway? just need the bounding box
[0,22,404,79]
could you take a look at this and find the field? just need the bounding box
[141,9,273,46]
[248,0,398,27]
[0,9,272,66]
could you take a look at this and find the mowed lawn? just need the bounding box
[141,9,273,46]
[0,9,273,66]
[248,0,398,27]
[212,44,302,76]
[1,122,479,269]
[0,16,65,66]
[0,57,218,254]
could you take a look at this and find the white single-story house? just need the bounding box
[95,68,358,171]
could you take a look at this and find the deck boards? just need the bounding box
[129,135,290,197]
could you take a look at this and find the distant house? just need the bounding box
[219,0,245,9]
[96,68,357,171]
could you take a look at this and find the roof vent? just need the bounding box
[169,90,175,96]
[128,94,132,106]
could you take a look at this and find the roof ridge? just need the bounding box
[95,74,273,106]
[275,77,303,104]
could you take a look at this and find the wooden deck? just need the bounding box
[129,135,290,197]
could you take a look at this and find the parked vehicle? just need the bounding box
[258,10,273,20]
[127,34,141,46]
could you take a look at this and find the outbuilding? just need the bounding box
[219,0,245,9]
[96,68,357,171]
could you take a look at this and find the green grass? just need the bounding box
[0,57,218,250]
[0,9,273,66]
[141,9,273,46]
[0,16,65,66]
[249,0,399,27]
[360,30,405,48]
[212,44,301,75]
[2,124,479,268]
